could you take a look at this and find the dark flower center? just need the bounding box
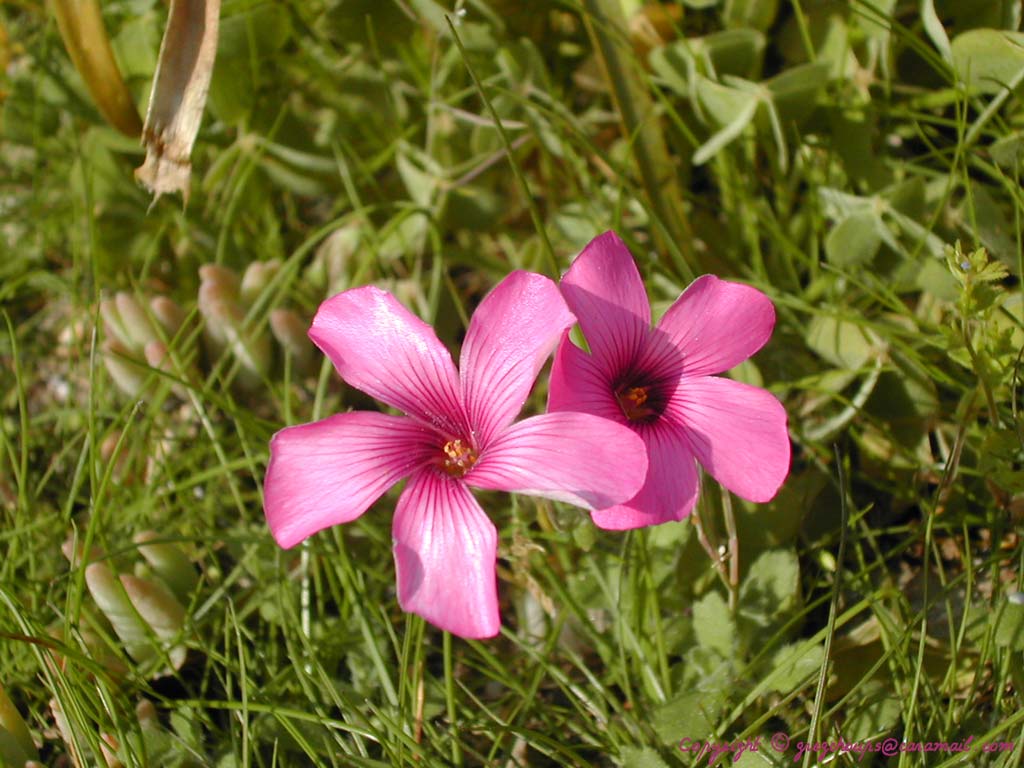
[614,379,666,423]
[439,438,478,478]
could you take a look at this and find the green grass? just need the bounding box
[2,0,1024,765]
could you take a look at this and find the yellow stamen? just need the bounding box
[441,439,478,478]
[624,386,648,407]
[617,385,655,421]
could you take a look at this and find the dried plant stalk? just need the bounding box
[135,0,220,200]
[50,0,143,136]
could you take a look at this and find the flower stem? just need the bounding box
[443,630,463,766]
[692,491,729,594]
[804,447,849,768]
[721,490,740,614]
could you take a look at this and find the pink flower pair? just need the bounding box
[263,231,790,638]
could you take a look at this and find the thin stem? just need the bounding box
[721,491,740,614]
[443,630,463,766]
[803,447,849,768]
[789,0,817,63]
[692,494,729,593]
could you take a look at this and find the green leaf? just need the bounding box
[951,29,1024,94]
[377,211,429,261]
[694,74,759,127]
[572,518,597,552]
[648,43,693,95]
[828,110,893,189]
[406,0,449,35]
[737,548,800,642]
[651,31,765,97]
[856,0,896,38]
[764,641,823,694]
[960,185,1018,271]
[651,690,720,744]
[843,682,901,741]
[498,38,552,91]
[728,357,763,388]
[208,1,294,124]
[994,600,1024,650]
[915,256,958,300]
[701,29,766,79]
[739,468,825,552]
[647,519,694,551]
[805,316,875,370]
[881,175,926,219]
[85,563,157,664]
[884,208,946,258]
[618,746,671,768]
[825,210,886,267]
[677,645,736,690]
[758,95,788,169]
[723,0,779,32]
[734,749,787,767]
[989,131,1024,170]
[693,590,735,656]
[990,293,1024,361]
[112,14,161,79]
[818,186,872,218]
[396,152,436,208]
[764,61,830,123]
[325,0,414,46]
[692,77,759,164]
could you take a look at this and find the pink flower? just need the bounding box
[263,271,647,638]
[548,232,790,530]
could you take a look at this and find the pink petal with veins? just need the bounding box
[461,271,575,446]
[469,412,647,510]
[309,287,467,435]
[265,412,437,549]
[560,232,652,373]
[667,375,790,502]
[590,422,700,529]
[651,275,776,378]
[393,469,500,639]
[547,330,622,421]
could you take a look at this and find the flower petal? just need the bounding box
[309,287,467,435]
[460,271,575,447]
[468,412,647,510]
[651,275,775,377]
[561,231,652,373]
[392,469,499,639]
[590,423,700,530]
[667,375,790,502]
[546,330,623,420]
[264,412,436,549]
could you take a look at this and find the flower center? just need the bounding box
[615,382,663,423]
[440,438,478,478]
